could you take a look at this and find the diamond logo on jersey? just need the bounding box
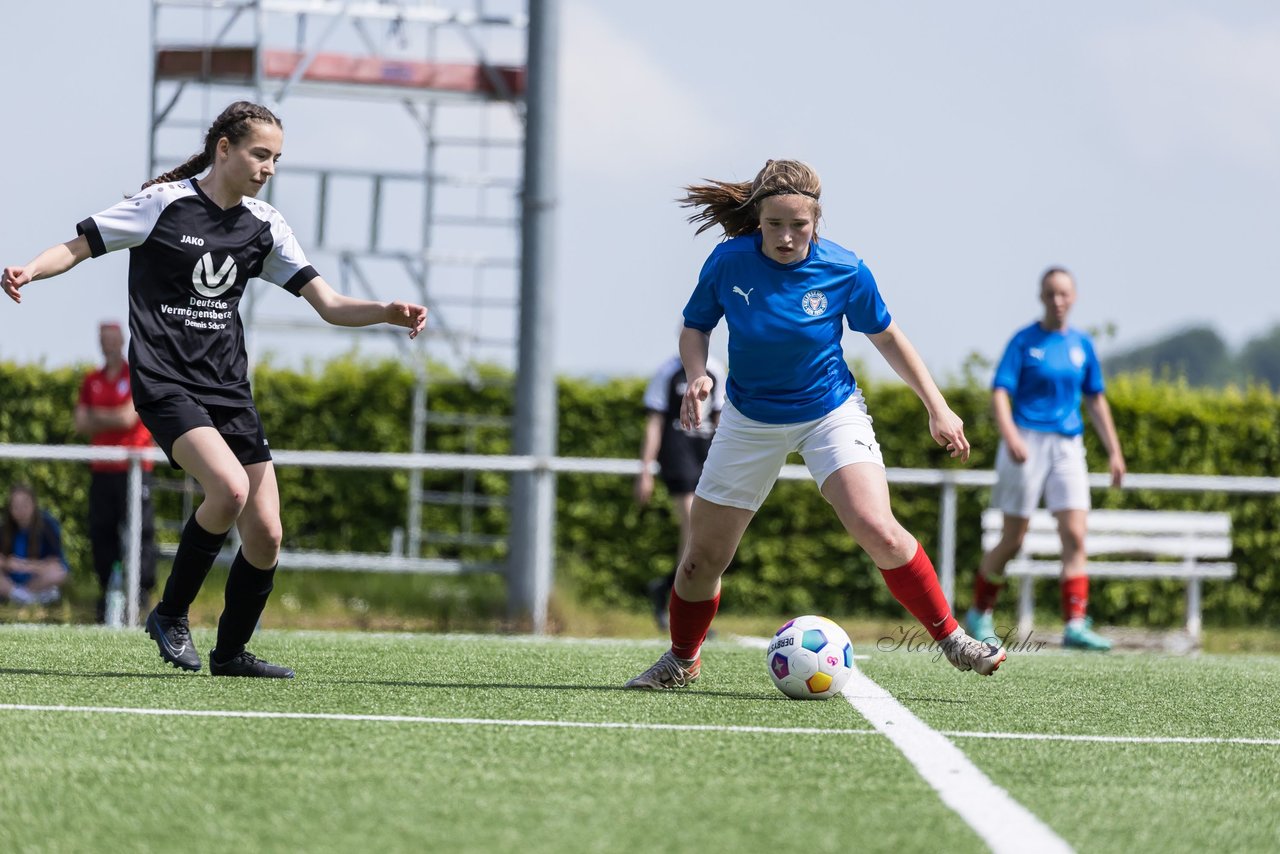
[801,289,828,316]
[192,252,238,298]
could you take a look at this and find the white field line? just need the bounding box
[944,730,1280,746]
[845,669,1074,854]
[0,704,874,736]
[740,636,1072,854]
[0,623,672,647]
[1,703,1276,747]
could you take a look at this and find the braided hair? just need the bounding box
[142,101,282,191]
[679,159,823,239]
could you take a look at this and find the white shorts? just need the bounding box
[991,428,1090,517]
[695,394,885,512]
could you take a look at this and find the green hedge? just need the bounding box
[2,359,1277,627]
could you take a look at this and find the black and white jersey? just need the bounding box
[76,178,318,407]
[643,355,727,440]
[644,355,726,489]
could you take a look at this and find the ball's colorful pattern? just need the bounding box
[764,615,855,700]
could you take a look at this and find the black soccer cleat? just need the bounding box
[145,607,202,672]
[209,649,295,679]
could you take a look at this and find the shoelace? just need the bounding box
[942,635,984,660]
[660,655,692,686]
[639,657,678,685]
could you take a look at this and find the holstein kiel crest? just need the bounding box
[801,289,828,316]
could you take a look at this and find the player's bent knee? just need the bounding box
[999,532,1028,555]
[680,547,731,582]
[241,520,283,562]
[849,516,909,556]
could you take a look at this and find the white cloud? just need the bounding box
[1092,11,1280,173]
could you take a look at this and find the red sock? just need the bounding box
[669,587,719,661]
[879,542,958,641]
[1062,575,1088,621]
[972,571,1005,613]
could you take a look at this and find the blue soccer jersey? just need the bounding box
[992,322,1105,436]
[682,233,891,424]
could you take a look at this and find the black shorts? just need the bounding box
[658,435,711,496]
[136,393,272,471]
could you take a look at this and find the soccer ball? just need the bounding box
[766,615,855,700]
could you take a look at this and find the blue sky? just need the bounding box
[2,1,1278,383]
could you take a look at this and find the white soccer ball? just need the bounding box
[765,615,855,700]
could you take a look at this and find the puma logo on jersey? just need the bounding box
[192,253,238,298]
[732,286,754,305]
[1029,347,1046,361]
[180,235,205,247]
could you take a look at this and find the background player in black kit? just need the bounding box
[3,101,427,678]
[635,354,726,628]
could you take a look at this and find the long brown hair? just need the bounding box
[1,483,44,557]
[142,101,283,191]
[679,159,823,239]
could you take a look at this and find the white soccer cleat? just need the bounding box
[624,650,701,690]
[940,627,1007,676]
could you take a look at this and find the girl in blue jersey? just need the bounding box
[626,160,1006,689]
[965,267,1125,652]
[3,101,427,677]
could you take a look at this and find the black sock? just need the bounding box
[157,516,229,617]
[212,549,276,662]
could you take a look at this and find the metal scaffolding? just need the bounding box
[148,0,529,575]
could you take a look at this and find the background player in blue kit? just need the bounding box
[966,267,1125,651]
[3,101,427,677]
[635,353,727,628]
[626,159,1006,689]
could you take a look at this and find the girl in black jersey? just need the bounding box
[3,101,427,678]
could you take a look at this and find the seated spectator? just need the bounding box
[0,484,69,606]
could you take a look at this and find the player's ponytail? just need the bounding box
[143,151,213,190]
[141,101,283,191]
[679,159,823,238]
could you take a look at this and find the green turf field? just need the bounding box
[1,626,1277,853]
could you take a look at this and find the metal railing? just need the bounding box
[4,442,1279,630]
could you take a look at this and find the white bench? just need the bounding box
[981,508,1236,640]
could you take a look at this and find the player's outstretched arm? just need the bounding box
[299,276,428,338]
[2,236,93,304]
[867,321,971,461]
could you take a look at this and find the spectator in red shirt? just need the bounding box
[75,321,158,621]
